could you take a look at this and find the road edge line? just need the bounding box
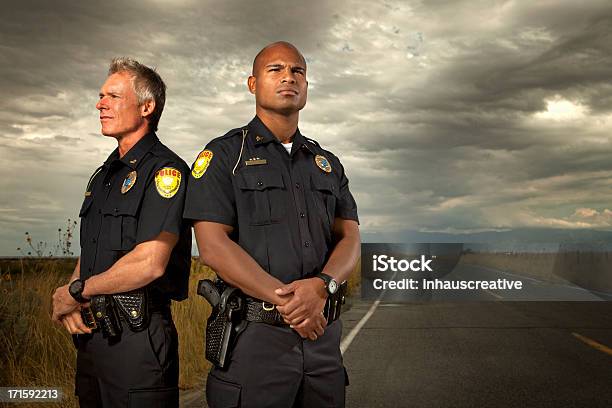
[572,332,612,357]
[340,299,380,355]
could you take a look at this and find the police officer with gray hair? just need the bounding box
[185,42,361,407]
[51,57,191,407]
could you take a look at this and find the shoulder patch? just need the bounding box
[121,170,137,194]
[315,155,332,173]
[192,150,213,179]
[155,167,182,198]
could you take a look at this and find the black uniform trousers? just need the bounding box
[207,319,348,408]
[74,310,179,408]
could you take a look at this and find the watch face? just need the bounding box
[328,280,338,294]
[70,280,83,296]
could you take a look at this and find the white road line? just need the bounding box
[340,299,380,355]
[484,289,503,299]
[340,271,397,355]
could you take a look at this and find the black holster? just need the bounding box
[81,288,150,337]
[197,279,247,369]
[84,295,122,338]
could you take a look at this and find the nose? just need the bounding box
[96,97,106,111]
[281,68,296,84]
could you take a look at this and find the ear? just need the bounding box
[141,99,156,118]
[247,75,256,95]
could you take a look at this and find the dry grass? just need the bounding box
[0,257,362,406]
[0,259,78,408]
[171,260,215,389]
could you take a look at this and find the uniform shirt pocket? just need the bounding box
[101,197,142,251]
[310,173,339,227]
[237,169,286,225]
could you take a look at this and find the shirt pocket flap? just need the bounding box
[101,196,142,216]
[311,173,338,196]
[238,171,284,191]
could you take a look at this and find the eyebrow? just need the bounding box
[99,89,121,97]
[265,63,305,71]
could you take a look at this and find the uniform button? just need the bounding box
[304,241,310,247]
[295,182,301,189]
[114,208,118,213]
[105,182,111,187]
[257,180,263,187]
[300,212,305,218]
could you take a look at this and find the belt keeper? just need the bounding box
[262,301,275,311]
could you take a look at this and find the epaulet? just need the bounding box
[304,136,321,148]
[217,127,245,141]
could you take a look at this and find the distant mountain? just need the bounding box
[361,228,612,244]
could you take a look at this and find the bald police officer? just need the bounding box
[185,42,361,407]
[51,58,191,407]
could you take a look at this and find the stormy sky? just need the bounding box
[2,0,612,255]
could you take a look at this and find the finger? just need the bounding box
[288,303,323,323]
[73,312,92,334]
[293,318,308,329]
[286,307,307,323]
[52,309,61,323]
[275,283,296,296]
[63,315,78,334]
[64,314,83,335]
[292,326,308,339]
[290,316,307,326]
[317,313,328,328]
[315,323,324,337]
[54,303,72,319]
[61,318,72,333]
[276,299,299,315]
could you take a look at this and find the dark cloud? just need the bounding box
[1,0,612,253]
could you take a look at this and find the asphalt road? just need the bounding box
[342,300,612,407]
[182,265,612,407]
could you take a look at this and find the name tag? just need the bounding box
[245,159,267,166]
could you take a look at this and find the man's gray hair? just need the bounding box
[108,57,166,132]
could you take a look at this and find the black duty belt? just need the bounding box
[244,281,347,327]
[81,288,170,337]
[245,299,288,326]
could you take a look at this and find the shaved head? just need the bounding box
[252,41,306,76]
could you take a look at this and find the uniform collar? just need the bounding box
[248,115,314,155]
[104,132,159,169]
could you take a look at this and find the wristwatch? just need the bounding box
[315,273,339,295]
[68,279,89,303]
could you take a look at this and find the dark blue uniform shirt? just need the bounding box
[183,116,358,283]
[78,132,191,300]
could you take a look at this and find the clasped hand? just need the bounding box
[275,278,328,341]
[51,285,92,335]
